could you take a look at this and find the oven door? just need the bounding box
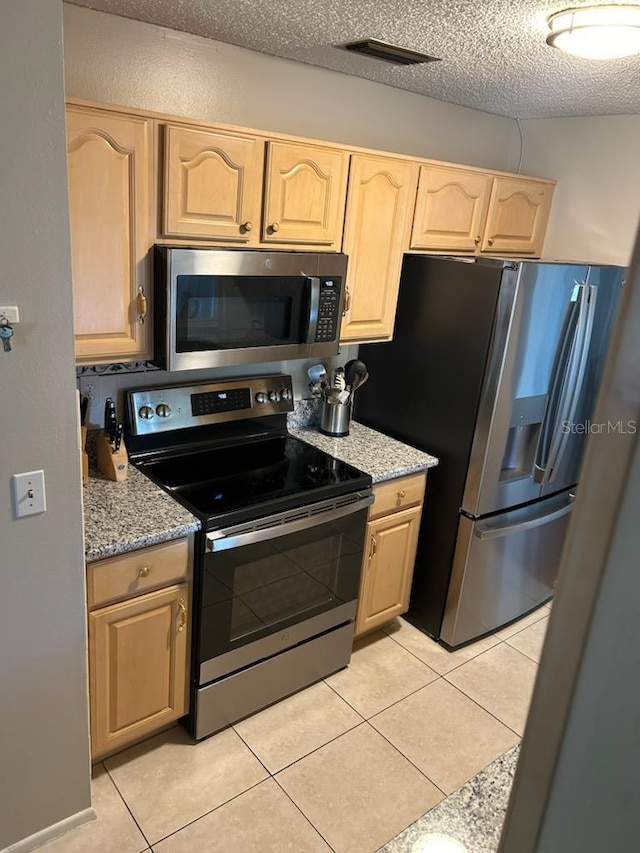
[199,492,373,686]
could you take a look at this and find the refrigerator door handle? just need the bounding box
[534,283,596,484]
[545,284,597,483]
[474,492,576,541]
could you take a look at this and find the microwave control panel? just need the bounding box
[315,279,341,342]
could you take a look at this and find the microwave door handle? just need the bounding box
[306,276,321,344]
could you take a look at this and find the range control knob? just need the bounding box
[255,392,268,404]
[139,405,154,420]
[281,388,293,401]
[156,403,172,418]
[268,390,281,403]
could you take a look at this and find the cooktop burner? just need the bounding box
[126,375,371,529]
[138,434,369,526]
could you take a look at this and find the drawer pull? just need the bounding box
[398,489,406,499]
[177,599,187,632]
[269,222,280,233]
[138,566,150,578]
[242,221,253,233]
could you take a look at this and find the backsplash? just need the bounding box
[77,347,358,430]
[287,398,322,429]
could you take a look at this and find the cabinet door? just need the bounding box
[410,165,491,253]
[356,506,422,637]
[89,583,189,759]
[261,141,349,249]
[481,177,554,257]
[162,124,263,243]
[341,155,418,342]
[66,107,153,363]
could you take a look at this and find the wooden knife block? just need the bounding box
[97,432,129,481]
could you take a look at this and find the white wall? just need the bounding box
[0,1,91,849]
[62,4,520,172]
[521,115,640,266]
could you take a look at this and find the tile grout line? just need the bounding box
[322,669,441,723]
[271,775,338,853]
[234,712,366,776]
[141,776,268,848]
[102,761,154,851]
[360,719,448,800]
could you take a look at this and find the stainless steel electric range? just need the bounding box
[126,374,373,739]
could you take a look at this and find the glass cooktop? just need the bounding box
[137,434,371,527]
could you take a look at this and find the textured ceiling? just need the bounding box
[66,0,640,118]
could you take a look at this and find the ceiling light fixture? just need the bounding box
[546,4,640,59]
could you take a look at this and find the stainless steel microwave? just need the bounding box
[153,248,348,371]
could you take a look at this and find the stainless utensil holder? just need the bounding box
[320,399,352,437]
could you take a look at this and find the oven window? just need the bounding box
[199,508,367,664]
[175,275,309,352]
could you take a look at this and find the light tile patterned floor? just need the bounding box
[39,605,550,853]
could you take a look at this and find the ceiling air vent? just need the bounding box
[341,38,440,65]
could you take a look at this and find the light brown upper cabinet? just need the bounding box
[261,141,350,250]
[480,176,554,256]
[341,155,418,342]
[66,105,153,363]
[162,124,264,244]
[410,165,492,253]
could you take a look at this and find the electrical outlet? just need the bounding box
[12,470,47,518]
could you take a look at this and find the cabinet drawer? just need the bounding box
[88,538,190,609]
[369,473,426,520]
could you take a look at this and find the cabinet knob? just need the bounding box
[398,489,406,499]
[137,285,148,325]
[269,222,280,233]
[474,235,481,245]
[177,599,187,632]
[138,566,150,578]
[242,221,253,233]
[488,237,495,246]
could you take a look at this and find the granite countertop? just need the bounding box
[288,420,438,483]
[83,465,200,563]
[382,745,520,853]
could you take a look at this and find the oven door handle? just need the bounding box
[305,276,321,345]
[206,492,374,553]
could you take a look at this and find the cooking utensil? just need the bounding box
[308,364,327,385]
[114,424,123,452]
[352,369,369,392]
[346,360,368,393]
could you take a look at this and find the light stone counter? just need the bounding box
[83,465,200,563]
[288,420,438,483]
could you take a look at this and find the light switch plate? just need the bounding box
[12,470,46,517]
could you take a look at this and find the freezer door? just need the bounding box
[441,490,575,648]
[463,263,590,516]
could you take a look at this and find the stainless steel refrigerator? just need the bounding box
[356,256,624,648]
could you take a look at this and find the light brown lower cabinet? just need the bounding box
[355,473,426,637]
[88,575,190,760]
